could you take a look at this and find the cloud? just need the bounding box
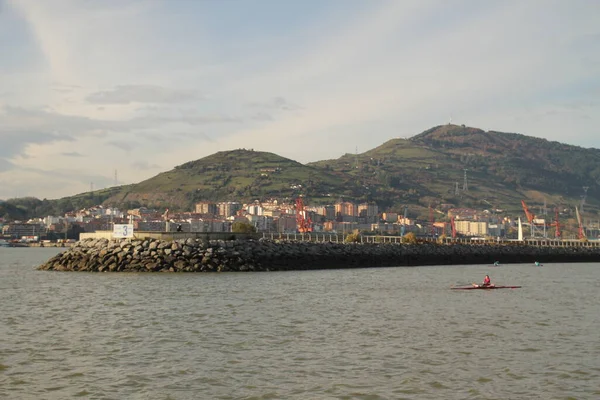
[246,96,302,111]
[168,131,215,142]
[0,115,75,159]
[0,106,140,161]
[131,160,161,170]
[0,163,117,199]
[86,84,200,105]
[106,141,135,152]
[0,158,14,173]
[166,115,242,125]
[1,105,111,134]
[250,112,274,121]
[61,151,84,157]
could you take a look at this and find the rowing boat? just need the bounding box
[451,285,521,290]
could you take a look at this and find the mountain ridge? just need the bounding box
[2,125,599,220]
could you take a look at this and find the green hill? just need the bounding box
[102,149,350,210]
[2,125,599,221]
[309,125,599,216]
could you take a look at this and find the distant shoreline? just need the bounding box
[0,242,72,248]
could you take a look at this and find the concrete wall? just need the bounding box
[79,230,600,248]
[80,231,260,241]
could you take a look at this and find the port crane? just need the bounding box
[521,200,536,237]
[450,217,457,238]
[576,206,586,240]
[522,201,564,239]
[521,200,547,238]
[549,207,561,239]
[295,197,313,233]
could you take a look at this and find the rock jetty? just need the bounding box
[37,237,600,272]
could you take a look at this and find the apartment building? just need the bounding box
[246,204,264,216]
[195,201,218,215]
[247,214,273,232]
[276,215,298,233]
[2,223,45,239]
[454,220,489,236]
[314,205,336,221]
[358,202,379,223]
[335,201,357,222]
[382,212,398,223]
[217,202,242,217]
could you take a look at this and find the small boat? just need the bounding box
[452,285,521,290]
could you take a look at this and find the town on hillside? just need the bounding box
[1,197,598,246]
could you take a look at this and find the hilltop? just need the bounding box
[3,125,599,220]
[104,149,349,209]
[309,125,599,215]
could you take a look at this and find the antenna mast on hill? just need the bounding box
[542,198,547,215]
[581,186,589,213]
[454,182,460,196]
[462,169,469,192]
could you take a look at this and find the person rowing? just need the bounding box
[482,275,492,287]
[473,275,494,288]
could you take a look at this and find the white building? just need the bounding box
[43,216,62,227]
[246,204,264,216]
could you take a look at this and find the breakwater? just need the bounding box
[37,237,600,272]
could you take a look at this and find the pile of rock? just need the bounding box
[37,237,600,272]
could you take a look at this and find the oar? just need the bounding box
[450,282,476,288]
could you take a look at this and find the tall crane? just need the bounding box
[296,197,313,233]
[548,207,561,239]
[521,200,538,238]
[450,217,457,239]
[576,206,586,240]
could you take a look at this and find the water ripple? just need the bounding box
[1,248,599,399]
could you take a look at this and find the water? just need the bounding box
[1,247,599,400]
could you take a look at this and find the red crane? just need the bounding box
[450,217,457,238]
[549,207,561,239]
[521,200,535,224]
[521,200,538,237]
[576,206,586,240]
[296,197,313,233]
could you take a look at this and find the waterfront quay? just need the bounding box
[37,231,600,273]
[78,230,600,248]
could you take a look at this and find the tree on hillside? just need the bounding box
[232,221,256,233]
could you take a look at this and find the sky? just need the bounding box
[0,0,599,200]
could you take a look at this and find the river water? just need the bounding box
[1,247,599,400]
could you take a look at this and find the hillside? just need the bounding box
[0,200,29,221]
[101,149,350,210]
[309,125,600,215]
[2,125,599,221]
